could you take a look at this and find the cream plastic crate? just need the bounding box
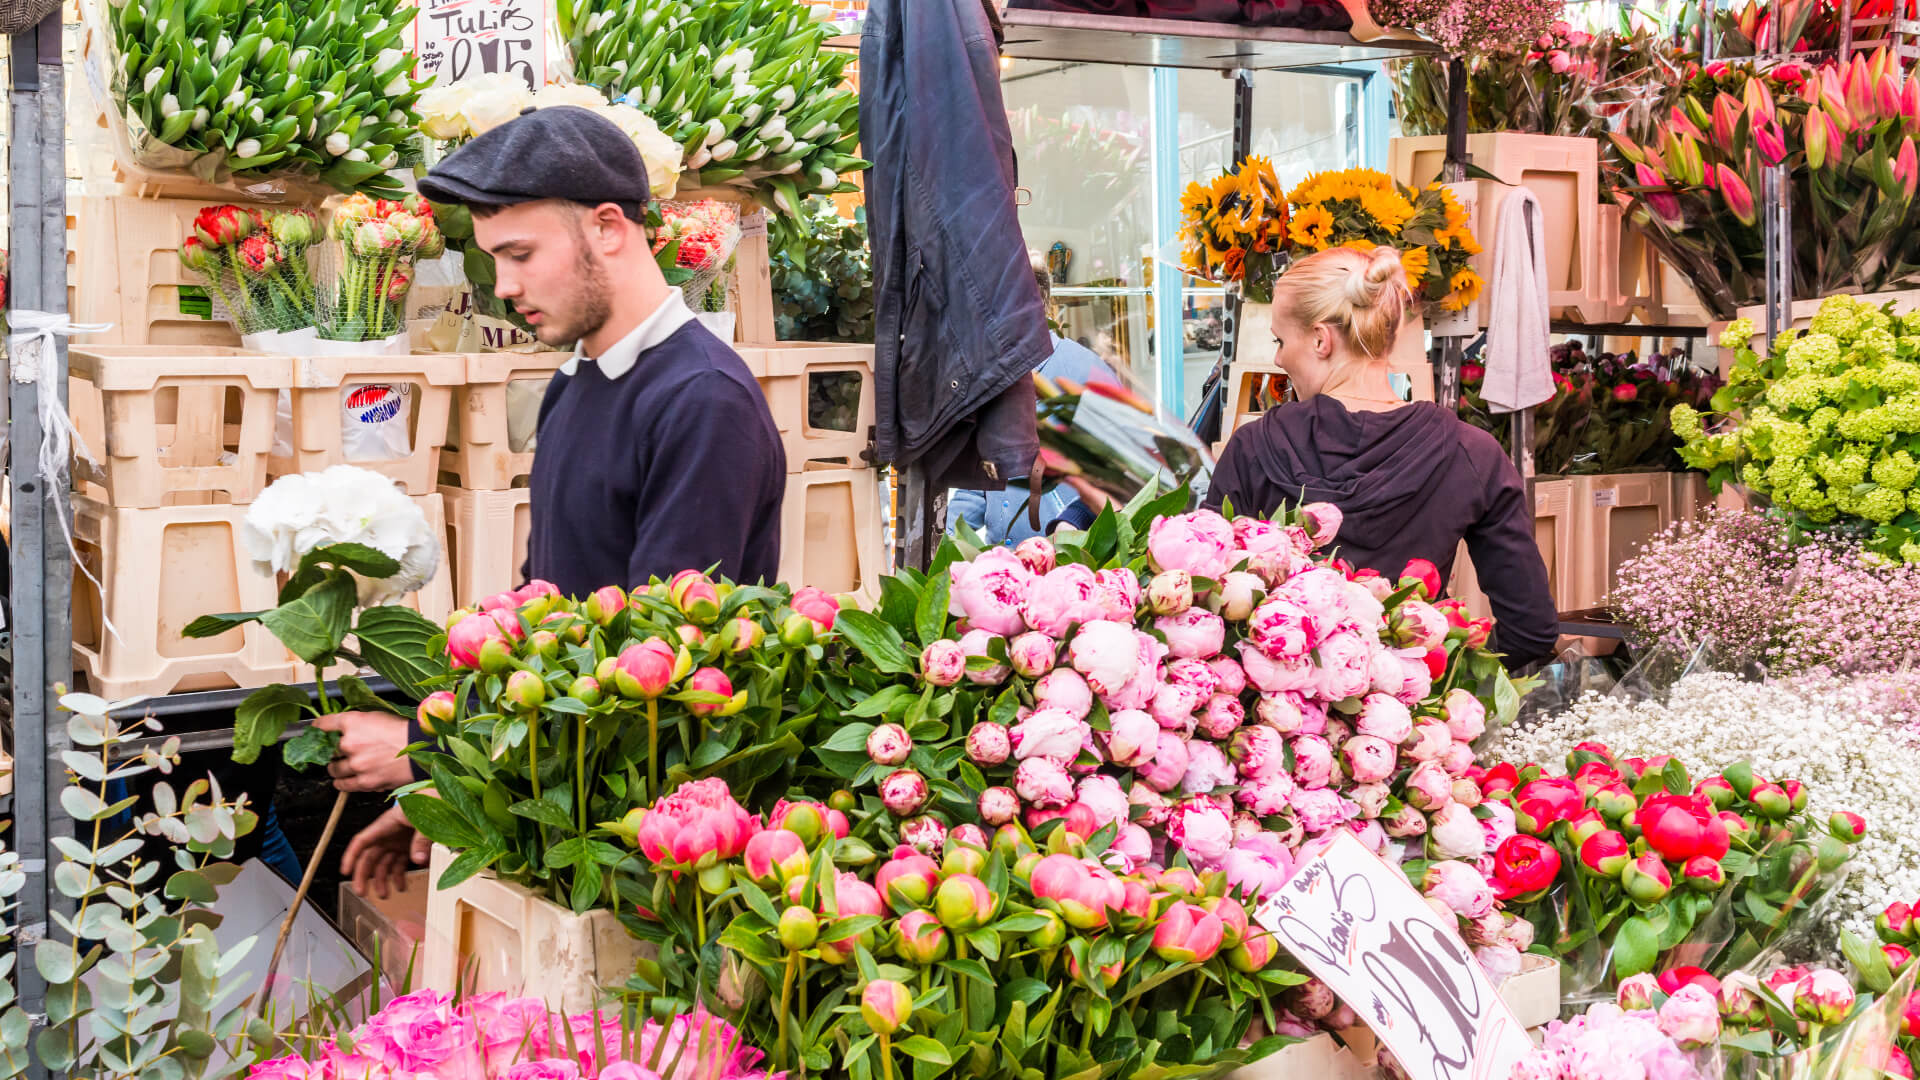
[71,497,296,699]
[68,345,292,507]
[1446,478,1578,618]
[1725,290,1920,368]
[441,353,566,490]
[1500,954,1563,1030]
[440,485,533,608]
[1392,133,1600,312]
[338,871,429,994]
[274,353,465,494]
[1569,473,1675,608]
[1229,1032,1373,1080]
[1567,204,1629,324]
[737,342,876,469]
[780,465,884,599]
[1672,471,1711,525]
[1638,250,1713,327]
[73,193,318,347]
[422,844,647,1012]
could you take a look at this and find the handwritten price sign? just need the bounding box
[1252,831,1534,1080]
[412,0,547,90]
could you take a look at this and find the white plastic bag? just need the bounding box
[340,382,414,462]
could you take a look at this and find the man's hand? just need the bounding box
[312,710,415,793]
[340,804,432,900]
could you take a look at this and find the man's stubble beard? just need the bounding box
[536,231,616,349]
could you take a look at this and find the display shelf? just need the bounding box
[995,9,1438,69]
[1549,320,1709,338]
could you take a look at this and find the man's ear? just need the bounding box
[589,202,631,253]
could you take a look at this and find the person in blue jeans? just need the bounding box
[949,263,1120,545]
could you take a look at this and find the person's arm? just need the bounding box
[948,488,989,535]
[628,372,785,584]
[1201,434,1251,514]
[1462,454,1560,669]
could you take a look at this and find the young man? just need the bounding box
[323,106,786,896]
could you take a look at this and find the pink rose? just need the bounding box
[1430,802,1487,860]
[1290,788,1356,833]
[1077,774,1131,828]
[1350,782,1390,818]
[1423,860,1496,918]
[1221,833,1295,900]
[1169,800,1234,867]
[1238,641,1317,695]
[1068,621,1138,698]
[1196,694,1246,739]
[1290,734,1334,789]
[1014,535,1056,575]
[1093,568,1142,621]
[1207,655,1247,696]
[1103,709,1158,767]
[1022,564,1105,637]
[1008,631,1059,677]
[1314,630,1375,702]
[1156,608,1226,661]
[1404,761,1454,811]
[1341,734,1396,784]
[1236,774,1296,816]
[1405,718,1452,762]
[1246,599,1312,661]
[1229,725,1286,780]
[949,547,1033,637]
[1443,688,1487,741]
[1138,732,1191,793]
[1014,758,1075,807]
[1012,708,1090,764]
[959,628,1011,685]
[1182,740,1239,795]
[1149,511,1238,580]
[1149,682,1206,731]
[1299,502,1343,547]
[1130,781,1173,827]
[1165,657,1222,696]
[1034,668,1093,720]
[1355,693,1413,744]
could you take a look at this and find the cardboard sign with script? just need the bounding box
[412,0,548,89]
[1252,831,1534,1080]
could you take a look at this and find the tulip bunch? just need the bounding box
[609,774,1306,1080]
[104,0,423,194]
[318,193,444,342]
[401,572,847,909]
[1491,742,1859,993]
[1612,50,1920,319]
[557,0,867,251]
[178,203,322,336]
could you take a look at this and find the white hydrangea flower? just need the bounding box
[242,465,439,607]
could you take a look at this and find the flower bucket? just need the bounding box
[1499,953,1563,1030]
[420,844,649,1013]
[1229,1032,1373,1080]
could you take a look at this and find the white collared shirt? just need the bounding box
[559,290,697,380]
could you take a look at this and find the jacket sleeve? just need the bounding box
[628,373,780,585]
[1463,455,1560,669]
[948,488,989,537]
[1202,434,1262,517]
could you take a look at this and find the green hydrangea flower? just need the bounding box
[1672,403,1705,442]
[1857,486,1907,523]
[1873,449,1920,491]
[1783,332,1842,373]
[1718,318,1757,350]
[1808,295,1861,338]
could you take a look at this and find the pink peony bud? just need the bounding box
[1034,667,1094,720]
[1211,571,1265,621]
[1151,900,1226,964]
[1429,803,1486,860]
[868,723,913,766]
[1406,718,1452,762]
[1287,977,1337,1020]
[1442,689,1486,742]
[1014,758,1075,808]
[685,667,736,717]
[417,690,458,735]
[1103,709,1159,767]
[614,638,681,699]
[1398,558,1442,601]
[1424,860,1496,919]
[668,569,721,623]
[1013,536,1056,575]
[894,908,950,965]
[1156,608,1227,661]
[1623,852,1673,902]
[744,829,809,887]
[1196,694,1246,739]
[1290,734,1335,789]
[1794,968,1855,1025]
[1207,656,1248,696]
[1147,570,1195,616]
[1008,631,1059,677]
[1356,693,1414,745]
[791,585,841,633]
[921,640,967,686]
[977,786,1020,826]
[1830,810,1866,842]
[446,610,517,669]
[959,628,1012,685]
[1012,708,1090,765]
[1138,733,1192,793]
[1229,725,1287,781]
[900,815,948,855]
[1658,984,1722,1048]
[1404,761,1455,812]
[881,769,929,817]
[967,722,1011,766]
[1341,735,1397,785]
[860,979,914,1034]
[584,584,627,625]
[1148,511,1238,579]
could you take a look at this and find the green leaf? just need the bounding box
[280,726,340,770]
[231,684,310,766]
[1613,914,1660,979]
[1662,759,1691,795]
[916,571,950,648]
[943,957,994,986]
[399,794,482,850]
[835,611,916,674]
[354,606,448,701]
[300,541,400,580]
[260,569,356,664]
[1843,929,1895,994]
[545,837,593,869]
[511,799,575,830]
[896,1036,953,1067]
[436,847,496,890]
[181,610,266,639]
[848,686,914,719]
[336,673,403,716]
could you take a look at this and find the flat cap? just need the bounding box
[419,105,651,222]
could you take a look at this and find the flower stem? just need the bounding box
[879,1033,895,1080]
[576,717,588,837]
[1185,971,1203,1013]
[694,891,707,946]
[647,699,660,802]
[776,950,799,1069]
[956,936,969,1020]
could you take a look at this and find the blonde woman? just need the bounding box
[1203,244,1557,667]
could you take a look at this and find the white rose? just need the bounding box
[594,104,683,199]
[460,72,534,136]
[415,81,475,140]
[530,82,608,111]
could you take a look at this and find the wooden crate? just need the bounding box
[440,485,533,608]
[441,353,567,490]
[68,345,291,507]
[71,497,296,699]
[1445,477,1578,618]
[1392,134,1600,313]
[421,845,648,1012]
[1568,472,1676,608]
[780,464,884,599]
[73,192,317,347]
[737,342,876,469]
[274,353,465,495]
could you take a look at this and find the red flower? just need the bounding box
[1657,966,1720,996]
[1611,383,1639,403]
[1491,835,1561,900]
[1422,648,1448,680]
[1479,762,1521,798]
[1513,776,1583,833]
[192,204,254,248]
[1578,829,1630,876]
[1640,793,1731,863]
[1572,760,1621,797]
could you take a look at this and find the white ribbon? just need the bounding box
[7,310,121,644]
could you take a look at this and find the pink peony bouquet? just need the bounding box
[1511,999,1717,1080]
[246,991,779,1080]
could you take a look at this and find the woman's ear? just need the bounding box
[1314,322,1337,359]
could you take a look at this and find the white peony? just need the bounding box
[530,82,610,111]
[242,465,439,606]
[595,104,684,199]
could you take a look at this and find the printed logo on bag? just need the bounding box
[347,384,409,424]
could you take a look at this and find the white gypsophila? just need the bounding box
[1494,672,1920,955]
[242,465,439,606]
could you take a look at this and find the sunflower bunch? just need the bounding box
[1285,168,1485,313]
[1178,155,1290,302]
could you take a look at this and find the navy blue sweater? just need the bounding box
[522,321,786,596]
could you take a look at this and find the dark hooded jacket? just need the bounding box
[1202,397,1558,668]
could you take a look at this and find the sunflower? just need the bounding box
[1359,188,1415,234]
[1180,180,1214,222]
[1442,189,1470,230]
[1443,268,1485,311]
[1288,204,1335,251]
[1400,246,1432,287]
[1347,238,1377,252]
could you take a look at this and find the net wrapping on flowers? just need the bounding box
[177,205,324,340]
[655,199,744,315]
[314,194,446,345]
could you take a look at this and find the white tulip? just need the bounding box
[688,147,712,170]
[223,89,246,111]
[741,103,762,126]
[326,130,351,156]
[778,160,801,175]
[160,93,181,118]
[704,118,726,147]
[191,107,209,131]
[345,147,370,162]
[814,166,837,190]
[257,35,274,60]
[142,67,164,94]
[800,120,828,142]
[760,114,787,140]
[234,137,262,158]
[772,86,796,110]
[213,34,232,62]
[381,151,398,168]
[373,47,404,76]
[709,139,737,162]
[250,105,265,125]
[385,74,409,97]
